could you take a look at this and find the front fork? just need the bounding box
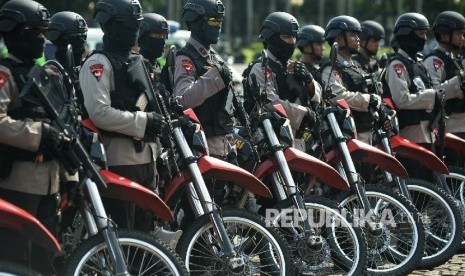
[173,127,239,263]
[262,119,315,236]
[84,178,130,276]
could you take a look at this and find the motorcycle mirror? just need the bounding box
[166,45,177,89]
[65,44,75,72]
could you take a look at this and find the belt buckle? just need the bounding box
[35,153,44,163]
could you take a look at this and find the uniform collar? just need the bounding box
[397,49,416,62]
[187,37,210,58]
[435,43,457,58]
[337,53,356,68]
[266,49,286,67]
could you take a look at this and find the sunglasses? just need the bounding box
[205,17,223,27]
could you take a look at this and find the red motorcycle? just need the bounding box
[21,60,187,275]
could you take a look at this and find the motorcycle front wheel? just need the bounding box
[65,229,187,276]
[338,184,425,276]
[176,208,293,275]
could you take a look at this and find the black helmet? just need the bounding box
[259,11,299,41]
[324,15,361,42]
[432,11,465,35]
[94,0,142,24]
[181,0,225,23]
[393,12,429,36]
[47,11,87,42]
[359,20,385,41]
[139,13,169,39]
[0,0,50,33]
[296,25,325,47]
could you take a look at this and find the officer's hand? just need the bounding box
[305,107,317,127]
[293,61,314,84]
[215,63,232,86]
[369,94,382,111]
[40,123,64,158]
[145,112,167,142]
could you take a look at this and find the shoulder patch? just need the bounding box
[433,58,443,72]
[393,63,404,78]
[90,64,104,82]
[182,59,194,75]
[0,71,9,90]
[263,67,272,81]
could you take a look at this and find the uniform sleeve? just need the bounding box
[423,55,462,100]
[248,63,307,133]
[79,54,147,139]
[385,61,435,110]
[173,55,225,108]
[320,65,370,112]
[0,67,42,151]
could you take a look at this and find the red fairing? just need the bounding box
[382,98,396,110]
[100,170,174,221]
[183,108,200,124]
[273,104,288,118]
[165,155,272,203]
[336,99,350,110]
[81,118,103,142]
[391,135,449,174]
[437,133,465,155]
[253,148,349,191]
[326,138,409,178]
[0,198,61,253]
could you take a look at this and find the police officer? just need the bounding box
[246,12,321,148]
[47,11,88,67]
[320,15,381,144]
[424,11,465,166]
[137,13,169,68]
[174,0,236,160]
[296,24,326,84]
[353,20,385,73]
[385,13,460,180]
[0,0,61,272]
[79,0,166,231]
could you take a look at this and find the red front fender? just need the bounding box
[391,135,449,174]
[164,155,272,204]
[100,170,174,221]
[0,198,61,253]
[326,139,409,178]
[437,133,465,155]
[253,148,349,191]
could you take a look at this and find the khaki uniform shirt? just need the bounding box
[0,55,59,195]
[248,50,322,137]
[424,45,465,133]
[385,49,436,143]
[173,37,235,157]
[79,53,155,166]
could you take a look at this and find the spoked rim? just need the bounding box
[184,216,286,275]
[74,237,181,276]
[339,191,421,273]
[407,184,458,260]
[442,169,465,246]
[270,202,362,275]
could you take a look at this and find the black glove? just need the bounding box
[145,112,167,142]
[40,123,64,158]
[368,94,381,111]
[305,107,317,127]
[215,63,232,86]
[294,61,314,84]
